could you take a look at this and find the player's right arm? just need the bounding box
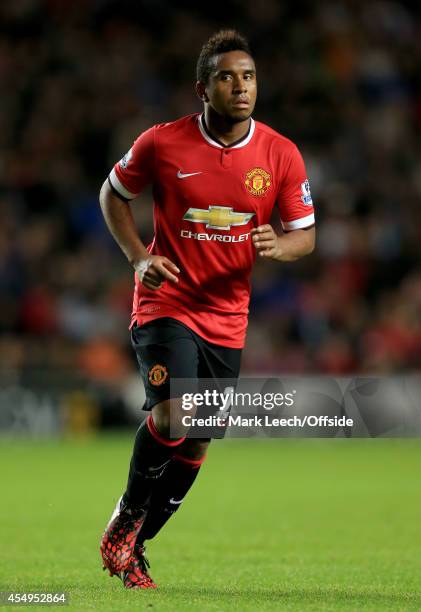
[99,127,179,290]
[99,182,179,289]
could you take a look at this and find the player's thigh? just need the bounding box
[198,339,242,393]
[131,318,199,413]
[197,340,242,439]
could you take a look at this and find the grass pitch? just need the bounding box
[1,435,421,611]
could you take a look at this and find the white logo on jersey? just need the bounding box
[180,229,250,243]
[177,170,202,179]
[300,179,313,206]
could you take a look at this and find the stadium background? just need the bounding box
[2,0,421,433]
[1,2,421,609]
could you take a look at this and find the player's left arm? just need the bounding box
[251,224,315,261]
[253,143,316,261]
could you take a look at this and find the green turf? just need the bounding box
[1,436,421,611]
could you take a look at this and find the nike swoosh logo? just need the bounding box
[146,459,172,474]
[169,497,184,505]
[177,170,202,179]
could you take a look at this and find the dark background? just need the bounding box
[1,0,421,427]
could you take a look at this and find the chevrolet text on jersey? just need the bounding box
[180,230,250,243]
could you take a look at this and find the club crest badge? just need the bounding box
[148,364,168,386]
[245,167,271,196]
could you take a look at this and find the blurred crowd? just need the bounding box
[1,0,421,390]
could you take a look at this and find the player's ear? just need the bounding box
[196,81,209,103]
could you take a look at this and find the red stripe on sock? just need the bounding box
[146,415,185,447]
[173,453,207,468]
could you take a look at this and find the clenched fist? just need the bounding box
[251,225,281,259]
[135,255,180,290]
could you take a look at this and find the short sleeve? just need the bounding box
[277,145,315,231]
[108,126,156,200]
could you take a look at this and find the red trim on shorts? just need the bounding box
[173,453,207,468]
[146,415,185,447]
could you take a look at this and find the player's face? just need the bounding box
[204,51,257,123]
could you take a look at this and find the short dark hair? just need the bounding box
[196,29,252,83]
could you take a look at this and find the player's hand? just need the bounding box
[251,224,281,259]
[135,255,180,290]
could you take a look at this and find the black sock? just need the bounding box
[136,453,206,542]
[124,415,185,509]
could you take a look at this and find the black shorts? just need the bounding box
[131,317,242,411]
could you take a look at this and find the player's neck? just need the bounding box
[203,107,251,147]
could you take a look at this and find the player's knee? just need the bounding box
[177,437,211,460]
[151,399,191,439]
[151,401,172,437]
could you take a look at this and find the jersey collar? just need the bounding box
[197,113,255,149]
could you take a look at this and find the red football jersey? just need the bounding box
[109,113,315,348]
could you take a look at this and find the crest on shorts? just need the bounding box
[245,167,271,196]
[148,364,168,386]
